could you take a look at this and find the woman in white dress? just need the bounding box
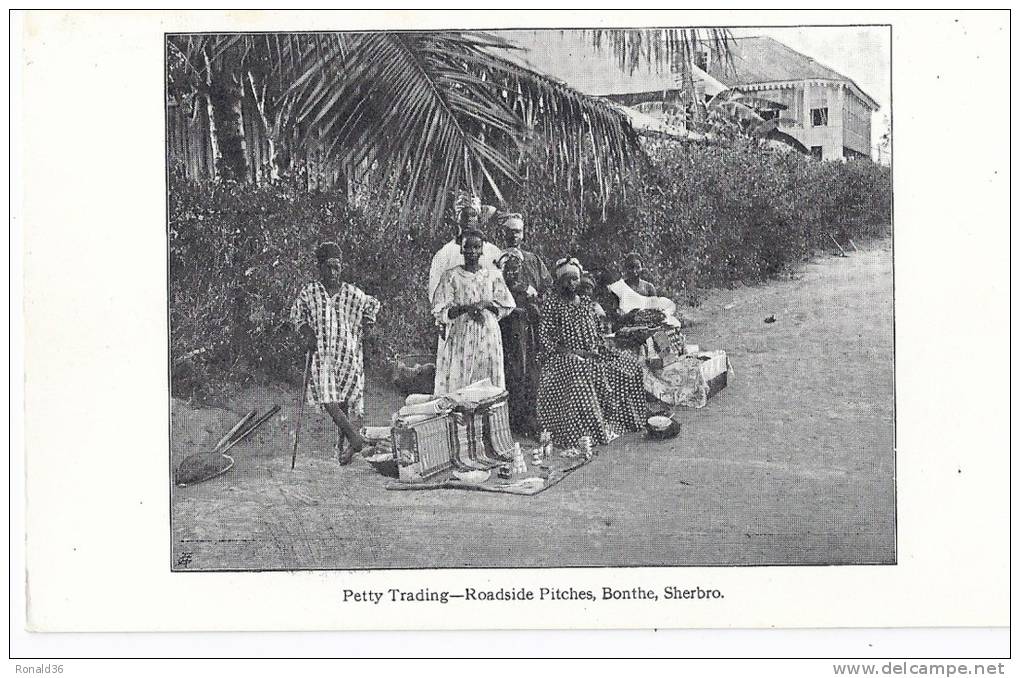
[432,229,516,395]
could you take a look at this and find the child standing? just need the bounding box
[290,241,380,465]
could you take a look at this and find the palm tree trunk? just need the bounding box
[246,71,280,183]
[207,49,250,182]
[200,49,221,182]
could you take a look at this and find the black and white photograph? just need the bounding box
[167,24,895,571]
[12,7,1013,661]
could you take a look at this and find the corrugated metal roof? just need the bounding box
[709,36,878,109]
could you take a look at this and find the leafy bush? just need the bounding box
[169,141,891,396]
[169,167,439,397]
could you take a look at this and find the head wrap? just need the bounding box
[453,191,482,219]
[554,257,583,281]
[497,212,525,231]
[315,241,343,264]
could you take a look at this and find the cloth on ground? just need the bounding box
[386,452,591,496]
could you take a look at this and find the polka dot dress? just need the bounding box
[537,294,647,448]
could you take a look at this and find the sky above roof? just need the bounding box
[498,26,891,152]
[727,26,890,117]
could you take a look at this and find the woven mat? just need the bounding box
[385,453,591,496]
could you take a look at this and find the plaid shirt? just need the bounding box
[290,281,380,416]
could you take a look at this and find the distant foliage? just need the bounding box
[169,142,891,396]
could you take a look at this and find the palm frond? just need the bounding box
[586,28,735,77]
[167,31,642,226]
[282,31,528,223]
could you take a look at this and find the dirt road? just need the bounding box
[171,240,895,570]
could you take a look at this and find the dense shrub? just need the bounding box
[169,168,440,397]
[169,141,891,396]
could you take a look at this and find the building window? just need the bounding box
[810,146,823,160]
[759,109,779,121]
[811,107,829,127]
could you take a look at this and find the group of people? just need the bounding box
[290,191,670,463]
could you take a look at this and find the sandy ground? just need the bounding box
[171,240,894,570]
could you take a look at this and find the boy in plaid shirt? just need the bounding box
[291,242,380,464]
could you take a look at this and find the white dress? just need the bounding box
[431,266,515,395]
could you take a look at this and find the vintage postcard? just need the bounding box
[15,10,1010,637]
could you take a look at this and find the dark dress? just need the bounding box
[536,294,646,448]
[499,282,541,436]
[518,248,553,295]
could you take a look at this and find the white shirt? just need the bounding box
[608,279,682,327]
[427,239,504,304]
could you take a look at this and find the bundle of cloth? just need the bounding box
[446,377,505,408]
[392,379,505,426]
[609,280,686,359]
[392,394,457,425]
[608,279,683,328]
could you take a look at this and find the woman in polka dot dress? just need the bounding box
[536,258,646,448]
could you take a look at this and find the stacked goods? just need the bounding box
[386,379,515,484]
[645,327,686,370]
[697,350,731,399]
[510,444,528,475]
[642,350,732,410]
[390,395,457,483]
[392,412,455,483]
[446,379,515,467]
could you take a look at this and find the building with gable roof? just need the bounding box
[703,35,879,160]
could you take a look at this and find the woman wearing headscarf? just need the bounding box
[496,248,542,436]
[536,258,646,448]
[427,192,503,305]
[432,229,516,394]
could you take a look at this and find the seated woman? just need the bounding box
[536,258,646,448]
[432,229,516,395]
[608,252,680,326]
[622,251,657,296]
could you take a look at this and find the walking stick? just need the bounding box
[291,351,312,470]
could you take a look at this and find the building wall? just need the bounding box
[751,83,846,160]
[842,89,872,157]
[752,86,803,123]
[797,84,844,161]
